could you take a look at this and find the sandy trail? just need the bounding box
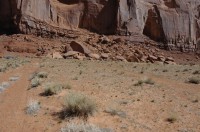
[0,61,39,132]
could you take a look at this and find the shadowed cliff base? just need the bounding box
[58,0,80,5]
[0,0,21,35]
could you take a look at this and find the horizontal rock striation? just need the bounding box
[0,0,199,51]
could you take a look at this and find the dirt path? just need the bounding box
[0,61,39,132]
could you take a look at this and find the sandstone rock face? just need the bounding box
[0,0,200,51]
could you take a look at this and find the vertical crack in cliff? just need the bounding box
[80,0,119,34]
[143,5,167,43]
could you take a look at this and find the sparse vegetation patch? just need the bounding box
[134,78,155,86]
[193,70,200,75]
[37,71,48,78]
[26,100,40,115]
[188,77,200,84]
[61,122,111,132]
[29,71,48,88]
[43,83,63,96]
[9,76,19,81]
[30,77,40,88]
[104,108,126,118]
[61,93,96,119]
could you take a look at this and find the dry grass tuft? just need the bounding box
[26,99,40,115]
[61,93,96,119]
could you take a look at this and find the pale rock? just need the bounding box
[101,53,109,59]
[53,52,63,59]
[88,53,100,60]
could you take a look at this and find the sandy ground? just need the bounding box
[0,57,200,132]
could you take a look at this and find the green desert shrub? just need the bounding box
[188,77,200,84]
[30,77,40,88]
[43,83,63,96]
[62,93,96,119]
[37,71,48,78]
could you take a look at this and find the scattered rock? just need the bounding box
[140,56,147,62]
[154,61,164,65]
[52,52,63,59]
[113,38,123,43]
[157,56,165,62]
[135,49,143,56]
[99,35,111,44]
[74,55,85,61]
[24,36,33,42]
[101,53,109,59]
[88,53,100,60]
[147,55,158,62]
[165,57,175,62]
[102,48,110,53]
[116,56,127,62]
[70,41,91,55]
[46,53,53,58]
[63,51,79,57]
[64,45,73,53]
[164,61,176,65]
[127,55,140,62]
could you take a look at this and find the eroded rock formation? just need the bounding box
[0,0,200,51]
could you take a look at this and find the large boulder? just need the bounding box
[70,41,91,55]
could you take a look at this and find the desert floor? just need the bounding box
[0,57,200,132]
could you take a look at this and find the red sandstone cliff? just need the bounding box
[0,0,200,51]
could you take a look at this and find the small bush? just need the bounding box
[62,93,96,119]
[188,77,200,84]
[43,83,63,96]
[0,86,5,92]
[193,70,200,75]
[72,77,78,80]
[9,76,19,81]
[29,72,38,81]
[134,78,155,86]
[1,82,10,88]
[29,71,48,81]
[37,71,48,78]
[144,78,155,85]
[0,82,10,92]
[61,122,111,132]
[0,65,7,72]
[31,77,40,88]
[104,108,126,118]
[134,80,144,86]
[166,116,177,123]
[162,69,168,72]
[26,100,40,115]
[63,83,72,89]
